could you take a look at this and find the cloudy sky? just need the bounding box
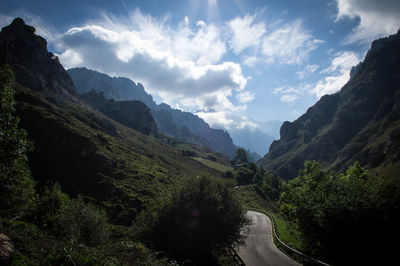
[1,0,399,131]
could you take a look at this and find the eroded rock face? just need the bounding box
[0,233,14,264]
[260,31,400,179]
[0,18,78,100]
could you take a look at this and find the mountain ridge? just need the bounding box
[68,67,239,158]
[0,17,225,225]
[259,31,400,179]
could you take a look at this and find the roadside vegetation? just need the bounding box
[0,65,249,265]
[281,161,400,265]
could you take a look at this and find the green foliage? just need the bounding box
[0,64,35,217]
[233,148,249,164]
[35,183,70,231]
[59,196,111,247]
[233,185,279,213]
[135,175,249,264]
[281,161,400,264]
[235,166,254,185]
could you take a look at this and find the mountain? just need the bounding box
[67,67,157,109]
[0,18,224,225]
[81,89,158,135]
[260,31,400,180]
[68,67,238,158]
[229,127,274,156]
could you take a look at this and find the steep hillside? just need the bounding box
[260,31,400,179]
[68,67,238,158]
[0,18,222,225]
[81,89,158,135]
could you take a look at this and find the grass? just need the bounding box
[191,157,233,173]
[274,216,303,251]
[234,185,279,214]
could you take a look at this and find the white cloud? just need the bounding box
[236,91,255,103]
[59,10,247,114]
[226,15,323,67]
[242,56,260,67]
[227,14,266,54]
[273,83,312,103]
[335,0,400,44]
[311,51,360,98]
[296,64,319,79]
[261,19,323,65]
[196,111,258,131]
[280,94,299,103]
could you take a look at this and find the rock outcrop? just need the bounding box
[0,18,78,100]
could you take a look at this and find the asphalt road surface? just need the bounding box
[238,211,301,266]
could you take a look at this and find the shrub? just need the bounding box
[135,175,249,264]
[59,197,110,246]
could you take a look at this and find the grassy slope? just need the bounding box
[191,157,233,172]
[15,83,223,225]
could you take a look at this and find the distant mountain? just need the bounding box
[229,127,274,157]
[259,31,400,179]
[0,18,223,224]
[68,67,238,158]
[254,120,282,140]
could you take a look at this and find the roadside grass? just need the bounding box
[191,157,233,173]
[274,216,303,251]
[234,185,279,214]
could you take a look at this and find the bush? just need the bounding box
[35,183,70,231]
[59,197,110,246]
[135,175,249,264]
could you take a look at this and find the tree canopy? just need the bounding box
[280,161,400,264]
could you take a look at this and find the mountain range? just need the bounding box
[260,30,400,179]
[67,67,279,157]
[0,18,228,225]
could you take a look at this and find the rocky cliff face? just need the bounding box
[81,90,158,135]
[260,32,400,179]
[0,18,78,100]
[68,67,238,158]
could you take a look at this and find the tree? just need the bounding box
[0,64,35,217]
[233,148,249,164]
[136,176,249,264]
[281,161,400,264]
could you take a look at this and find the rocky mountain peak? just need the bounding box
[0,18,77,98]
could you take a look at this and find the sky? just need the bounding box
[1,0,400,132]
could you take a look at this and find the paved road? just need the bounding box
[238,211,301,266]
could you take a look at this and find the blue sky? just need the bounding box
[1,0,400,131]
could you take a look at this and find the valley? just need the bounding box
[0,9,399,266]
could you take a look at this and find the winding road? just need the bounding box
[238,211,300,266]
